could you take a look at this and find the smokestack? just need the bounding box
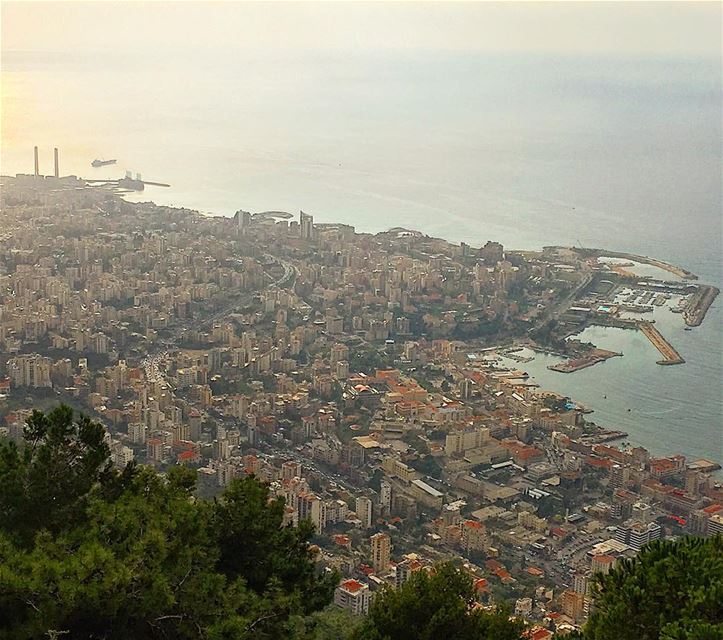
[34,146,39,177]
[54,148,59,178]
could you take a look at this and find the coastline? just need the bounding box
[2,175,719,474]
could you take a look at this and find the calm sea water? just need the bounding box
[2,49,721,463]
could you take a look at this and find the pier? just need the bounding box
[638,321,685,365]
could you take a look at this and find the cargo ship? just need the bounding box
[91,158,117,167]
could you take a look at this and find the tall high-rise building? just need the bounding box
[370,532,391,574]
[298,493,325,532]
[300,210,314,239]
[356,496,373,528]
[8,354,52,389]
[573,572,590,596]
[282,460,302,481]
[128,422,147,444]
[560,589,587,622]
[609,464,631,489]
[246,413,258,446]
[461,520,487,553]
[236,209,252,235]
[379,480,392,515]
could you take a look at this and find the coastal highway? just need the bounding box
[529,268,595,333]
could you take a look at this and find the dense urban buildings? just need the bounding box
[0,174,720,633]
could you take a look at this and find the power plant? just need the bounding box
[24,146,169,192]
[31,146,61,178]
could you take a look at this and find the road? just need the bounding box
[529,269,594,334]
[141,253,296,381]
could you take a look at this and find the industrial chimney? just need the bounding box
[34,146,39,177]
[54,148,59,178]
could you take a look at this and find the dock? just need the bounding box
[638,321,684,365]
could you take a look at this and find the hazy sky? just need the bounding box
[3,1,721,58]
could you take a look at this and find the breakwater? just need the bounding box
[567,247,698,280]
[684,285,720,327]
[638,321,685,365]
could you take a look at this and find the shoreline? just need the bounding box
[3,175,719,474]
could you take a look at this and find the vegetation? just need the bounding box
[2,406,721,640]
[0,406,336,639]
[584,536,723,640]
[353,562,525,640]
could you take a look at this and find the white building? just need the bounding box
[334,579,371,615]
[356,496,373,528]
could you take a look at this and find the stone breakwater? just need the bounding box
[638,321,685,366]
[684,285,720,327]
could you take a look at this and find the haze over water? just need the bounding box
[2,2,721,463]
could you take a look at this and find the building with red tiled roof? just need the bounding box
[649,455,686,479]
[500,439,544,466]
[334,579,371,616]
[591,554,617,575]
[485,559,503,572]
[473,577,489,593]
[550,527,571,541]
[177,450,199,464]
[494,568,514,584]
[334,534,351,549]
[585,455,614,470]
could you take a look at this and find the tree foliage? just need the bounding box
[0,405,335,639]
[353,562,525,640]
[0,405,111,546]
[585,536,723,640]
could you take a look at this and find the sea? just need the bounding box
[1,49,721,465]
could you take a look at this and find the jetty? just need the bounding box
[684,284,720,327]
[638,321,685,365]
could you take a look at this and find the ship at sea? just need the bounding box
[91,158,117,167]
